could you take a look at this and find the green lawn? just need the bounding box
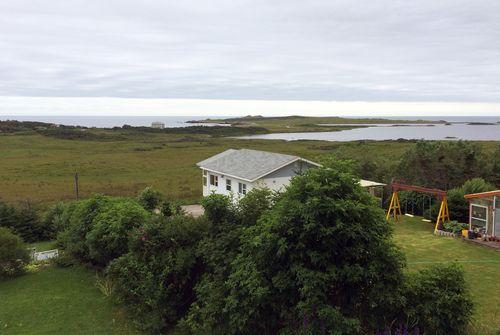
[29,240,57,252]
[393,217,500,334]
[0,266,140,335]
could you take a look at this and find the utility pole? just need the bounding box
[74,172,79,200]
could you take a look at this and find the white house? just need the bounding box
[151,121,165,129]
[197,149,385,199]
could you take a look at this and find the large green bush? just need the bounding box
[86,200,149,266]
[57,195,111,262]
[200,192,235,223]
[137,187,164,211]
[402,264,473,335]
[236,187,276,227]
[188,161,407,334]
[58,195,149,266]
[0,227,31,278]
[107,215,208,333]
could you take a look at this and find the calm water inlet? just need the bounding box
[238,123,500,142]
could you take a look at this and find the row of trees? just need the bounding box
[0,201,55,242]
[352,141,499,191]
[53,162,473,334]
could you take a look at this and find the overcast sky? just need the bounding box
[1,0,499,116]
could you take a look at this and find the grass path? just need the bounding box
[0,266,140,335]
[393,217,500,333]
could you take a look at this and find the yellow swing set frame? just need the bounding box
[386,182,450,232]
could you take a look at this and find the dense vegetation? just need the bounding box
[1,126,498,334]
[48,164,474,334]
[396,141,494,190]
[56,195,150,267]
[0,227,30,278]
[0,201,54,242]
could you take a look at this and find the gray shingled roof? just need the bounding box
[197,149,312,181]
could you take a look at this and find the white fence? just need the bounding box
[32,249,59,261]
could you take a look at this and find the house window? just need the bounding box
[210,174,218,187]
[203,170,207,186]
[471,204,487,231]
[226,179,232,191]
[238,182,247,195]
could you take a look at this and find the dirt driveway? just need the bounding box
[181,204,205,218]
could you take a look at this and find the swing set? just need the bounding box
[386,181,450,232]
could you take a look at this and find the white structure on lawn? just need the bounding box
[197,149,384,199]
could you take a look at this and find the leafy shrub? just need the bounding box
[0,227,31,278]
[160,200,173,217]
[236,187,275,227]
[58,195,149,266]
[185,199,243,334]
[57,195,111,262]
[41,202,70,239]
[443,220,468,234]
[137,187,164,211]
[402,264,473,335]
[107,215,208,333]
[184,189,275,334]
[187,161,406,334]
[201,193,235,223]
[86,200,149,266]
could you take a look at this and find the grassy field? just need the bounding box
[0,266,140,335]
[2,131,498,207]
[0,132,421,205]
[394,217,500,334]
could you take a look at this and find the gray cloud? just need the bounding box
[0,0,499,101]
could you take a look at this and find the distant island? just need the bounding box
[187,115,442,133]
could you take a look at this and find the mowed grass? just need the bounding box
[0,132,419,205]
[0,266,140,335]
[29,240,57,252]
[393,217,500,333]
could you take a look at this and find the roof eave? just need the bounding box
[249,157,320,182]
[198,166,254,183]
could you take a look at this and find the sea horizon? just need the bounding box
[1,114,499,128]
